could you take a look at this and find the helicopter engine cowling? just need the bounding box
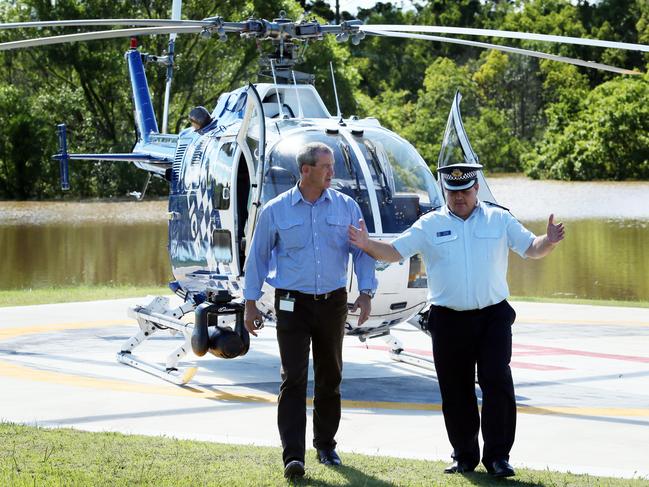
[191,301,250,359]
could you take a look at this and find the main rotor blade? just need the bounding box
[0,19,209,30]
[361,28,641,75]
[362,25,649,53]
[0,26,203,51]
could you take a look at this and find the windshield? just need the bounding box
[262,130,376,232]
[354,128,442,233]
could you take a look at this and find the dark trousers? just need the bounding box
[429,299,517,467]
[274,288,347,466]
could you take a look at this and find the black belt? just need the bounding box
[431,299,506,314]
[276,287,345,301]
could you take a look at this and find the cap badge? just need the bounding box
[451,169,463,178]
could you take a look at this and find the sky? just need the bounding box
[336,1,418,15]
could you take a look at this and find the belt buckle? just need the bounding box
[314,292,330,301]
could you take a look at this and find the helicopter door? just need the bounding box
[234,83,266,275]
[437,91,497,203]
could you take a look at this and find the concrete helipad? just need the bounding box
[1,297,648,480]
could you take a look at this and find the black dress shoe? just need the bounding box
[284,460,305,479]
[444,460,476,474]
[486,459,515,478]
[316,448,342,466]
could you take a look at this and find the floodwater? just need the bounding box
[1,177,648,301]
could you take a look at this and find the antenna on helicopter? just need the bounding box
[269,59,284,119]
[291,70,304,119]
[161,0,182,134]
[329,62,343,124]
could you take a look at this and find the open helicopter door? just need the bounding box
[233,84,266,276]
[437,91,497,204]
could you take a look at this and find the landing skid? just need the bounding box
[117,351,197,385]
[380,333,437,374]
[117,296,198,385]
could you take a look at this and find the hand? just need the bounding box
[547,213,565,244]
[350,293,372,326]
[348,218,369,251]
[244,301,264,337]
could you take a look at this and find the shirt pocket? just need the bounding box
[474,227,503,261]
[432,232,457,260]
[325,215,349,250]
[277,219,307,251]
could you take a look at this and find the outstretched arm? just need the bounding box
[348,219,403,262]
[525,214,565,259]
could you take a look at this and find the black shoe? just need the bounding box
[316,448,342,466]
[486,459,515,478]
[444,461,476,474]
[284,460,305,479]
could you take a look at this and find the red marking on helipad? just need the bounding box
[354,344,569,371]
[514,343,649,364]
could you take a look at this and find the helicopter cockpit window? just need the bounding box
[262,131,375,232]
[207,141,235,210]
[355,129,442,234]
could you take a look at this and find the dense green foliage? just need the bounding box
[1,0,648,199]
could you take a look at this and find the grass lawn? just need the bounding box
[1,286,647,309]
[0,285,171,307]
[1,423,647,486]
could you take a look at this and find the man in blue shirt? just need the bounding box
[244,142,377,479]
[348,162,565,478]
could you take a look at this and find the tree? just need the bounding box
[524,76,649,180]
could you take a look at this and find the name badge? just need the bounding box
[436,230,451,237]
[279,297,295,312]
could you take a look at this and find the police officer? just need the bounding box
[244,142,377,479]
[348,162,565,478]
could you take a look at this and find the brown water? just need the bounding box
[1,178,648,301]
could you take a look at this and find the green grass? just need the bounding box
[510,295,649,308]
[1,285,647,309]
[1,423,646,487]
[0,285,170,307]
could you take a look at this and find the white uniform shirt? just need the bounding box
[392,201,536,311]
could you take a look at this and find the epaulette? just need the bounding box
[421,205,443,216]
[484,201,510,212]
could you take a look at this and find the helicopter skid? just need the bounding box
[117,296,198,385]
[388,350,436,373]
[381,333,437,374]
[116,351,197,385]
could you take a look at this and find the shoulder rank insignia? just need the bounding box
[484,200,510,212]
[421,205,442,216]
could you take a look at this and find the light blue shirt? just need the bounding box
[244,185,377,300]
[392,201,535,311]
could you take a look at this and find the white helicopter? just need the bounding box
[1,3,646,385]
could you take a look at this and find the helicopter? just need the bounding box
[1,4,647,385]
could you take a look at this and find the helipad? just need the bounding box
[1,298,648,479]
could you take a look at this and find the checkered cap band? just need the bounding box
[442,169,478,181]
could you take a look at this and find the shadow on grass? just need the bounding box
[287,464,394,486]
[286,466,551,486]
[456,470,549,486]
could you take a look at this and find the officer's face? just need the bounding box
[446,183,479,220]
[303,152,335,192]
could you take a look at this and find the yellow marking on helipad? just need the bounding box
[2,319,649,417]
[1,358,648,417]
[0,359,276,404]
[0,320,133,341]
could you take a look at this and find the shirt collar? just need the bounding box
[290,184,332,206]
[444,199,482,221]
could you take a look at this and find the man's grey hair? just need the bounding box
[296,142,333,173]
